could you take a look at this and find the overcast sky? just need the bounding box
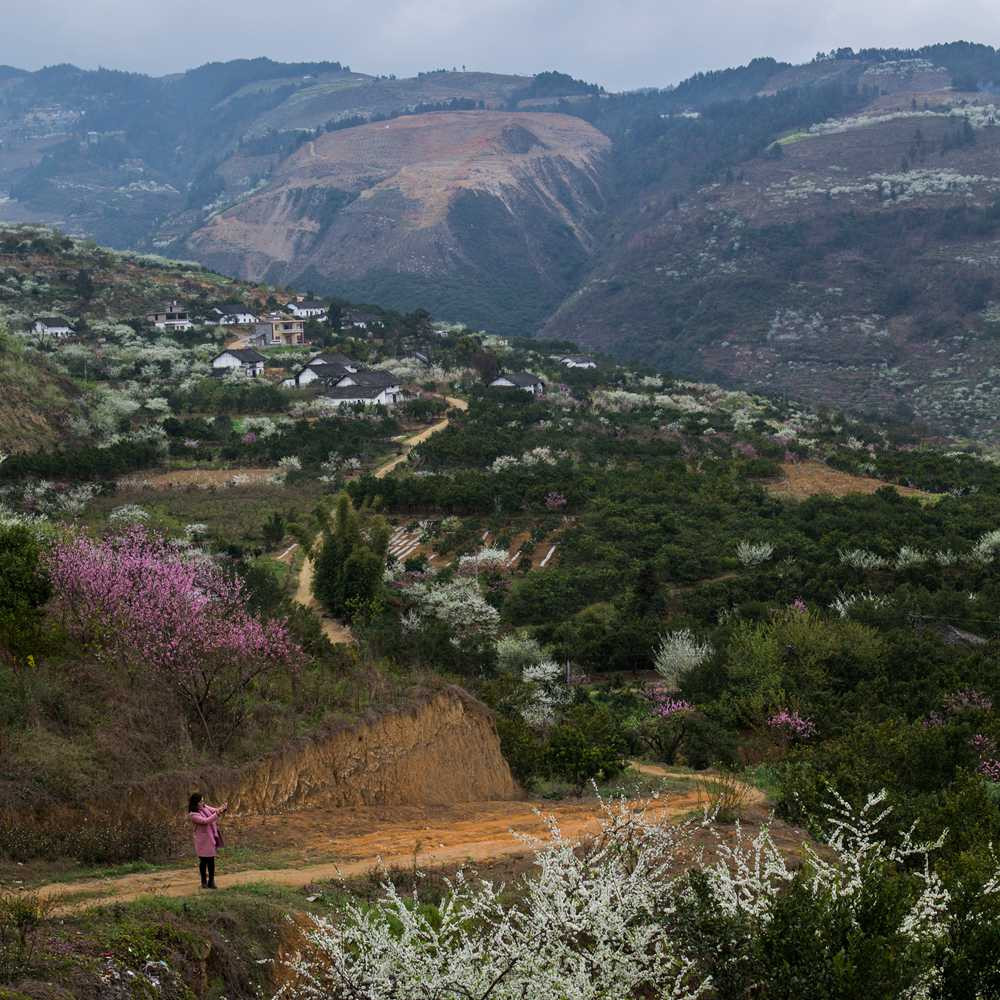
[3,0,999,91]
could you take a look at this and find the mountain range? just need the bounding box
[5,45,1000,434]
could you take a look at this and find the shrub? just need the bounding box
[0,890,48,983]
[0,810,175,866]
[279,791,1000,1000]
[0,525,50,664]
[696,771,752,822]
[544,705,628,794]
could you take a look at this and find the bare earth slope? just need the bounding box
[187,111,610,332]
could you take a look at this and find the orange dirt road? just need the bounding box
[292,396,466,644]
[38,768,717,914]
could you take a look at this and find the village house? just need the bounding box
[283,352,365,388]
[210,348,267,377]
[342,309,382,331]
[146,300,193,331]
[318,368,403,405]
[489,371,546,395]
[249,314,307,346]
[559,355,598,369]
[207,303,259,326]
[286,299,328,319]
[319,384,401,408]
[31,316,74,337]
[306,352,363,373]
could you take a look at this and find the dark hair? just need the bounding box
[188,792,202,813]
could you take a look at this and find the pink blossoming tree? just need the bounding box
[47,527,301,749]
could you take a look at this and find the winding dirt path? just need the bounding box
[37,767,715,914]
[292,396,466,644]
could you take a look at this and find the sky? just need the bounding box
[3,0,999,91]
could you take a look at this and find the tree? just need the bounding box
[75,268,95,303]
[545,704,628,794]
[262,511,286,549]
[0,524,51,665]
[47,527,300,749]
[309,494,389,621]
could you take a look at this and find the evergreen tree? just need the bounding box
[311,494,389,621]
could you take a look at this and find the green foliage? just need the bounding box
[0,439,160,480]
[0,526,50,663]
[544,704,629,794]
[312,494,389,622]
[169,378,288,415]
[673,864,929,999]
[0,891,47,983]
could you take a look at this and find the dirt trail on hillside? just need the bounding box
[293,397,466,643]
[38,768,716,914]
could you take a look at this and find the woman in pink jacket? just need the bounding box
[187,792,228,889]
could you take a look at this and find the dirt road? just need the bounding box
[292,396,466,643]
[38,767,723,913]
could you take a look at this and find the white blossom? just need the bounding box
[839,548,890,570]
[736,540,774,567]
[654,630,713,685]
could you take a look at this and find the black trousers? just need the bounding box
[198,856,216,885]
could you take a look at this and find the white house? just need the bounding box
[290,353,364,388]
[342,309,382,330]
[147,301,193,331]
[306,352,362,372]
[489,371,545,395]
[208,303,259,326]
[31,317,73,337]
[559,355,597,369]
[329,369,401,400]
[211,348,267,377]
[319,384,401,408]
[286,299,328,319]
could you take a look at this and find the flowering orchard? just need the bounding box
[277,792,1000,999]
[47,527,300,747]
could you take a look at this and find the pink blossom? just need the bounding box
[734,442,758,459]
[944,689,992,714]
[978,758,1000,783]
[647,688,694,718]
[544,491,567,511]
[768,709,817,740]
[242,431,258,445]
[47,527,301,743]
[971,733,998,758]
[789,597,807,613]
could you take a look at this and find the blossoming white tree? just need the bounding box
[654,629,713,686]
[736,540,774,567]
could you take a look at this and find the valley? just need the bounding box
[2,34,1000,1000]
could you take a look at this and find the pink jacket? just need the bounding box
[188,805,223,857]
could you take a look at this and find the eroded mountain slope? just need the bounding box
[187,111,610,331]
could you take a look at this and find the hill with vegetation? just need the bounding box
[8,46,1000,433]
[0,231,999,994]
